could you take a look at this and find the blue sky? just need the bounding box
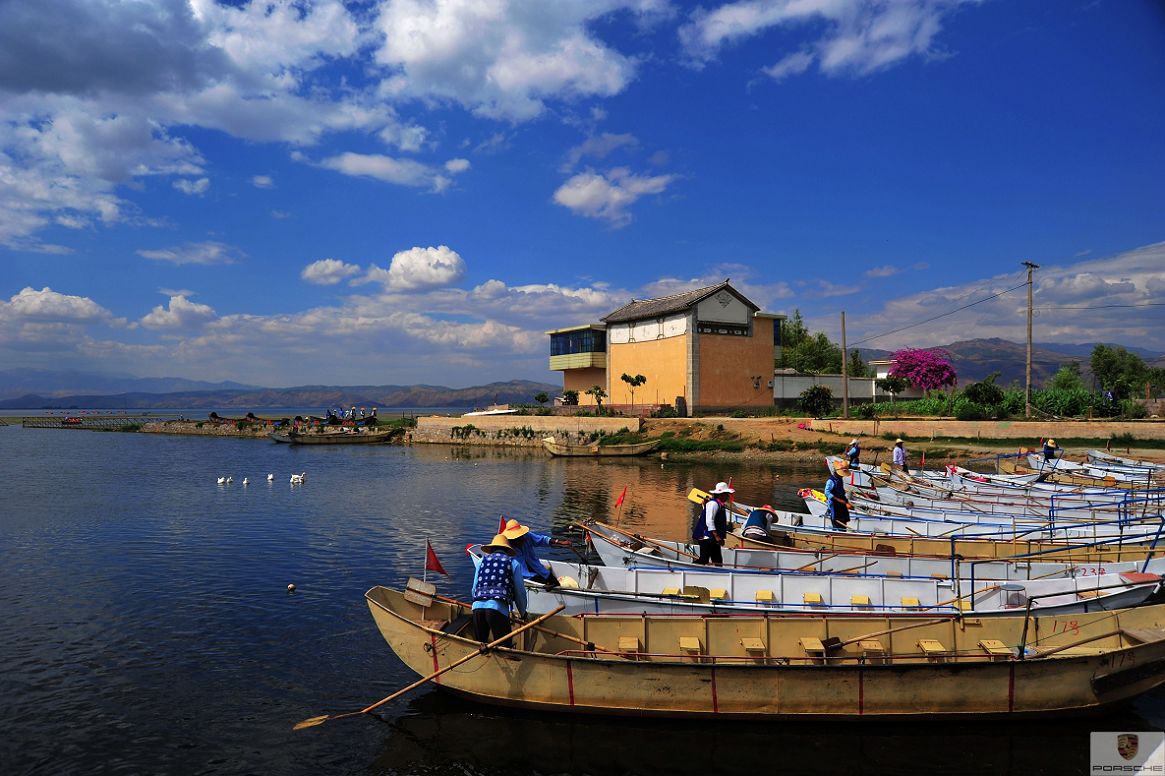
[1,0,1162,388]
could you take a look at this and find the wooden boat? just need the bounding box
[268,433,292,443]
[366,586,1165,718]
[542,437,659,457]
[468,549,1162,617]
[287,427,401,445]
[581,519,1165,584]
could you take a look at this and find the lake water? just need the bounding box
[1,424,1162,775]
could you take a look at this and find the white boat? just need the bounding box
[468,545,1162,617]
[1089,449,1165,472]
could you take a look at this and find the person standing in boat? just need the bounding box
[741,504,777,539]
[470,534,528,646]
[693,482,733,565]
[824,464,853,530]
[502,519,571,588]
[845,438,861,467]
[1042,438,1059,462]
[892,438,909,474]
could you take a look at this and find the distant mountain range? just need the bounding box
[857,338,1164,387]
[2,338,1160,408]
[0,379,563,410]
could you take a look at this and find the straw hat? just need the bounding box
[502,518,530,540]
[834,461,850,472]
[1047,438,1056,446]
[710,481,735,495]
[895,438,904,444]
[482,534,515,554]
[850,438,859,445]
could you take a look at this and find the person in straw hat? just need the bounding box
[741,504,778,540]
[470,534,528,645]
[1043,438,1059,462]
[845,438,861,467]
[824,461,853,531]
[502,518,571,589]
[892,438,909,474]
[692,481,734,565]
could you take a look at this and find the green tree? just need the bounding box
[847,349,869,378]
[561,389,579,406]
[534,392,550,407]
[585,385,607,414]
[876,375,909,409]
[620,373,646,412]
[787,332,842,375]
[1047,362,1085,392]
[799,384,834,418]
[963,371,1004,407]
[1091,345,1149,400]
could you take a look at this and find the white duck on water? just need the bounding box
[290,472,306,484]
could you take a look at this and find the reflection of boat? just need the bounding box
[287,428,400,445]
[366,586,1165,719]
[542,437,659,457]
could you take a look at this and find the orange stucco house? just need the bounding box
[546,282,784,415]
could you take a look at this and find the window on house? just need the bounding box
[550,329,606,355]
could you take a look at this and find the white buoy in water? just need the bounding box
[242,477,249,486]
[267,473,274,481]
[287,583,296,593]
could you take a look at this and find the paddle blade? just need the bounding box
[293,715,331,731]
[687,488,709,505]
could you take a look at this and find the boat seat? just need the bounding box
[859,639,887,664]
[956,600,973,612]
[709,588,729,601]
[755,590,775,603]
[978,639,1012,661]
[886,571,903,577]
[683,586,711,603]
[799,636,827,663]
[618,636,641,657]
[1076,589,1104,600]
[850,594,872,608]
[803,592,824,608]
[917,639,949,662]
[679,636,703,663]
[740,636,766,654]
[661,586,681,596]
[901,596,921,608]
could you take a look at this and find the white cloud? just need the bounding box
[301,258,362,286]
[141,294,217,329]
[2,286,116,323]
[137,241,242,266]
[365,245,466,290]
[372,0,655,120]
[173,177,209,195]
[444,158,471,174]
[553,167,676,226]
[763,50,814,81]
[251,175,274,189]
[562,132,639,171]
[865,265,901,278]
[319,152,450,191]
[681,0,971,79]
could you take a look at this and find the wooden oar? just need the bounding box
[687,488,750,515]
[293,605,566,730]
[794,553,839,572]
[833,617,953,649]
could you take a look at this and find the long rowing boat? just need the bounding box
[542,437,660,457]
[366,585,1165,718]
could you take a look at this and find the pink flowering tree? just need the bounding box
[889,348,958,391]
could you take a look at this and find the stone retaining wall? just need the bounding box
[412,415,640,447]
[809,418,1165,441]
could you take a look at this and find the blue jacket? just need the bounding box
[693,498,728,541]
[845,443,860,464]
[824,474,848,517]
[471,553,528,618]
[510,532,554,582]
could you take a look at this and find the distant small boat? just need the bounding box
[543,437,659,457]
[287,428,401,445]
[268,433,292,443]
[462,404,518,417]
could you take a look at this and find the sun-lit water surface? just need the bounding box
[0,425,1161,776]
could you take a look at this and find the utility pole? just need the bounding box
[840,311,849,419]
[1023,261,1039,418]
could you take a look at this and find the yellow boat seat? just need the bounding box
[755,590,775,603]
[661,586,681,596]
[901,596,921,608]
[917,639,948,662]
[956,600,973,612]
[709,588,729,601]
[978,639,1012,661]
[851,594,872,607]
[618,636,640,653]
[679,636,702,653]
[859,639,887,664]
[740,637,766,654]
[799,636,826,659]
[803,592,824,607]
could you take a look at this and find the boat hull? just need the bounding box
[287,429,399,445]
[543,439,659,457]
[366,587,1165,719]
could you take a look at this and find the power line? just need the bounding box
[849,281,1028,347]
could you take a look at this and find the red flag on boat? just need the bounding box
[498,515,508,534]
[615,485,627,508]
[425,540,448,575]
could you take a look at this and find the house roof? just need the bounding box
[601,281,759,324]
